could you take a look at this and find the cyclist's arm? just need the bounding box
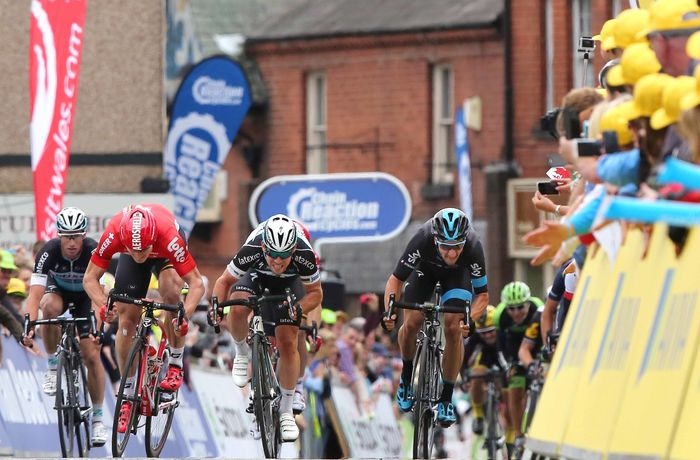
[541,297,557,349]
[24,284,46,322]
[83,261,108,308]
[300,280,322,314]
[212,268,238,302]
[180,267,205,317]
[471,292,489,322]
[384,274,404,311]
[518,340,536,367]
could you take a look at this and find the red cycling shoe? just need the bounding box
[117,401,133,434]
[159,365,184,392]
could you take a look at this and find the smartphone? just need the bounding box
[537,181,559,195]
[602,131,620,154]
[562,107,582,139]
[574,139,602,157]
[547,154,567,168]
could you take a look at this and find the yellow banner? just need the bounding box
[662,228,700,460]
[526,243,613,457]
[559,229,648,460]
[608,224,697,459]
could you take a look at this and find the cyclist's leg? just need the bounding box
[156,262,189,391]
[39,285,64,394]
[469,351,492,434]
[506,364,527,439]
[229,274,256,387]
[397,269,434,375]
[76,294,107,443]
[113,254,153,372]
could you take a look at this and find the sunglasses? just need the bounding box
[264,248,293,259]
[59,234,85,241]
[507,304,527,311]
[435,239,466,250]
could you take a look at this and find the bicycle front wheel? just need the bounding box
[56,352,78,457]
[253,335,281,458]
[412,340,437,459]
[112,338,145,457]
[146,350,177,458]
[522,385,540,435]
[74,359,91,457]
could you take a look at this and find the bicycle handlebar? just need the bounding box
[385,293,469,321]
[209,288,297,334]
[102,290,185,337]
[23,310,99,345]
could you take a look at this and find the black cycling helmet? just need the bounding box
[431,208,469,244]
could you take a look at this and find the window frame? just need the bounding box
[306,71,327,174]
[431,63,455,185]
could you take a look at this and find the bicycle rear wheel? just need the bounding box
[146,350,177,458]
[412,340,437,459]
[56,352,79,457]
[253,335,281,458]
[484,389,501,460]
[112,338,145,457]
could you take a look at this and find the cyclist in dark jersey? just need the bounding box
[383,208,489,426]
[493,281,543,459]
[21,207,108,446]
[212,214,323,443]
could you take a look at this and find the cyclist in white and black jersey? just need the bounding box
[21,207,108,446]
[212,214,323,442]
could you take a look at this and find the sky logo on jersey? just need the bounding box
[250,173,411,245]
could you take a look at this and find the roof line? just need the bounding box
[246,18,501,44]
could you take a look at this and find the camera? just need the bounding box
[573,139,602,157]
[540,107,562,140]
[578,36,595,54]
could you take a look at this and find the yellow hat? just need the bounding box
[7,278,27,298]
[594,19,618,50]
[639,0,700,37]
[599,104,634,146]
[618,73,674,119]
[0,250,17,271]
[686,30,700,59]
[613,9,651,49]
[680,65,700,110]
[651,76,696,129]
[606,43,661,86]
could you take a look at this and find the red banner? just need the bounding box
[29,0,87,240]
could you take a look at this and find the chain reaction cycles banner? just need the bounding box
[29,0,87,241]
[164,55,252,236]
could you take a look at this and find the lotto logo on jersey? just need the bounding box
[167,236,186,263]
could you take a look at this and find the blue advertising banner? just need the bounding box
[164,55,252,236]
[249,173,412,244]
[455,106,474,221]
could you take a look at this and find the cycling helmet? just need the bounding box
[263,214,297,253]
[501,281,531,306]
[475,305,497,333]
[119,205,157,251]
[56,207,88,235]
[431,208,469,244]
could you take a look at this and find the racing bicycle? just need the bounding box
[23,304,98,457]
[104,292,185,457]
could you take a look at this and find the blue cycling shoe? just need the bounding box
[396,377,414,412]
[436,401,456,427]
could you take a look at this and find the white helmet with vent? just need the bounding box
[263,214,297,253]
[56,207,88,236]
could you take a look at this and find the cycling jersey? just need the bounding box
[31,238,98,293]
[464,334,503,370]
[90,203,196,276]
[225,226,320,285]
[493,298,544,361]
[393,220,488,294]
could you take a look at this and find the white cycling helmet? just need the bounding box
[56,207,88,236]
[263,214,297,253]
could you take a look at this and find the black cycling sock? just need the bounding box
[440,381,455,404]
[401,359,413,383]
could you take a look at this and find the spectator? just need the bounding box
[6,278,27,315]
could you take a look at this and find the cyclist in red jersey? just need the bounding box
[83,204,204,433]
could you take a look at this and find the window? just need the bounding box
[545,0,555,109]
[306,72,327,174]
[572,0,593,88]
[432,64,454,184]
[612,0,624,17]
